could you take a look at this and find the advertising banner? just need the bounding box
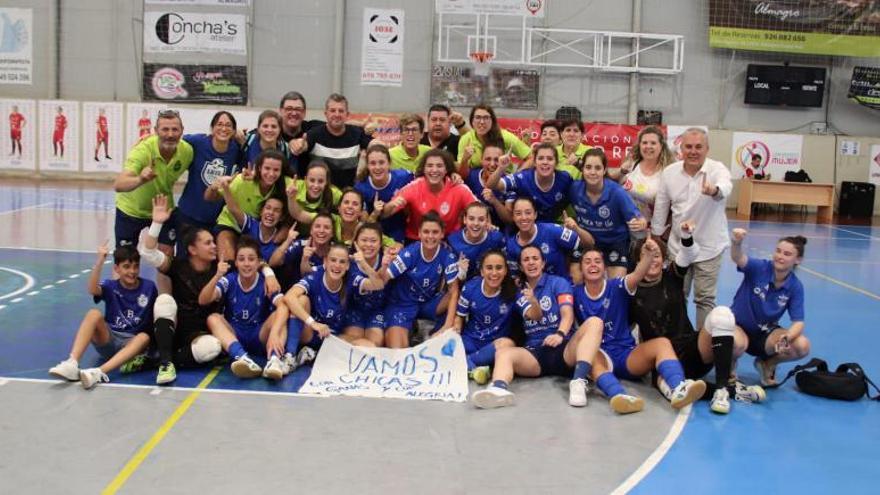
[435,0,546,18]
[0,98,35,170]
[82,102,124,173]
[39,100,79,172]
[142,64,247,105]
[0,8,32,85]
[730,131,803,180]
[143,11,247,55]
[361,9,404,87]
[848,66,880,111]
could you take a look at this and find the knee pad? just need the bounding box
[704,306,735,338]
[153,294,178,324]
[191,335,221,363]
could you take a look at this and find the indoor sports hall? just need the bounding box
[1,2,878,494]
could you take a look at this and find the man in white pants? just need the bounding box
[651,128,732,330]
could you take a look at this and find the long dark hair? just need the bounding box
[304,161,336,211]
[779,235,807,259]
[479,249,517,302]
[359,143,392,183]
[469,104,502,145]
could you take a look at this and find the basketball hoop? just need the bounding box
[469,51,494,77]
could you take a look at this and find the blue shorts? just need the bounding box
[94,329,137,359]
[601,345,640,380]
[343,306,387,331]
[461,332,507,354]
[235,326,264,357]
[745,327,778,360]
[526,344,572,377]
[115,208,178,248]
[385,293,443,331]
[596,241,630,268]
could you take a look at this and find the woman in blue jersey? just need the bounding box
[506,197,592,281]
[382,212,461,349]
[340,223,393,347]
[567,242,706,413]
[452,249,517,385]
[355,144,413,243]
[486,143,574,223]
[567,148,646,278]
[268,211,334,290]
[240,110,293,174]
[199,236,289,380]
[464,143,514,228]
[447,202,505,281]
[177,111,241,234]
[729,228,810,387]
[470,245,575,408]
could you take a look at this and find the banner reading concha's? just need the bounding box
[709,0,880,57]
[299,331,469,402]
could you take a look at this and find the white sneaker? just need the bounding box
[295,346,317,367]
[609,394,644,414]
[231,355,262,378]
[79,368,109,390]
[471,386,515,409]
[735,381,767,403]
[263,355,284,381]
[670,379,707,409]
[49,358,80,381]
[710,387,731,414]
[754,358,778,387]
[568,378,589,407]
[281,352,297,375]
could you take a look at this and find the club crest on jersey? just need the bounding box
[440,202,451,215]
[540,243,550,254]
[598,205,611,219]
[554,192,563,201]
[499,303,509,314]
[137,294,149,308]
[202,158,226,186]
[539,295,552,311]
[609,250,619,262]
[777,294,789,306]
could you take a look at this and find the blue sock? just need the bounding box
[466,356,476,371]
[596,372,626,398]
[228,341,246,360]
[286,318,303,356]
[469,343,497,368]
[491,380,509,390]
[657,359,685,389]
[573,360,592,380]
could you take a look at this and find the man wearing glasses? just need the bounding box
[278,91,323,177]
[390,113,432,173]
[113,109,193,253]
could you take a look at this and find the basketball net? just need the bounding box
[469,51,493,77]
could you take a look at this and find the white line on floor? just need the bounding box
[0,266,35,301]
[611,406,692,494]
[10,297,23,303]
[0,202,54,216]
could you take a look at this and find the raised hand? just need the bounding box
[456,253,470,277]
[481,188,496,203]
[217,260,230,277]
[627,217,647,232]
[242,163,256,181]
[562,210,578,231]
[372,192,385,213]
[139,164,156,184]
[286,223,300,242]
[462,144,475,162]
[450,111,466,128]
[641,236,659,256]
[290,135,308,155]
[701,174,718,196]
[731,228,748,243]
[302,239,315,261]
[96,239,110,259]
[151,195,171,224]
[680,219,695,236]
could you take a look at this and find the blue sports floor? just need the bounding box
[0,181,878,493]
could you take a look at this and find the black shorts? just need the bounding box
[672,334,713,380]
[173,319,211,368]
[745,327,779,360]
[527,344,573,378]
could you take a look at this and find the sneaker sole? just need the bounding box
[569,398,588,407]
[672,380,707,409]
[231,362,262,378]
[710,402,731,414]
[49,369,80,382]
[263,368,283,381]
[472,391,514,409]
[610,395,644,414]
[156,374,177,386]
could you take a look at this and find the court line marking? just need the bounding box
[611,406,692,495]
[799,266,880,302]
[0,266,35,301]
[829,225,880,241]
[101,366,222,495]
[0,202,54,216]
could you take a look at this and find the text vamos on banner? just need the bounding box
[299,331,469,402]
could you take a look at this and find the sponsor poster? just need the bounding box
[870,145,880,188]
[667,125,709,161]
[38,100,79,172]
[708,0,880,57]
[82,102,124,173]
[730,132,803,180]
[143,64,248,105]
[125,103,164,151]
[431,65,540,109]
[299,331,469,402]
[0,98,35,170]
[143,11,247,55]
[0,8,32,85]
[848,66,880,111]
[435,0,545,17]
[361,9,404,87]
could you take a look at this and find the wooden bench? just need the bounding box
[736,180,835,223]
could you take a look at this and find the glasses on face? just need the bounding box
[473,115,492,122]
[157,109,180,119]
[214,122,234,129]
[282,106,305,113]
[401,126,421,134]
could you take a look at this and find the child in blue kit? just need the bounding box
[49,243,157,390]
[200,236,289,380]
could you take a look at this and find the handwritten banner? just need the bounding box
[299,331,468,402]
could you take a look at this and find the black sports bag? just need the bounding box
[777,358,880,401]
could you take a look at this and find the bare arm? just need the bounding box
[87,241,109,297]
[625,237,659,293]
[730,228,748,268]
[442,279,460,330]
[198,262,228,306]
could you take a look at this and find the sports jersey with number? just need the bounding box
[447,228,505,280]
[178,133,241,224]
[573,277,636,353]
[501,168,573,223]
[96,278,157,335]
[505,223,580,278]
[568,178,641,245]
[387,242,459,304]
[456,277,516,342]
[355,169,413,243]
[517,274,573,349]
[731,258,805,335]
[216,272,281,332]
[296,267,345,332]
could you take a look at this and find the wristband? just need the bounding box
[455,122,466,129]
[261,266,276,278]
[306,317,316,327]
[555,330,567,338]
[148,221,163,238]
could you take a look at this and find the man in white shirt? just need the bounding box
[651,128,732,329]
